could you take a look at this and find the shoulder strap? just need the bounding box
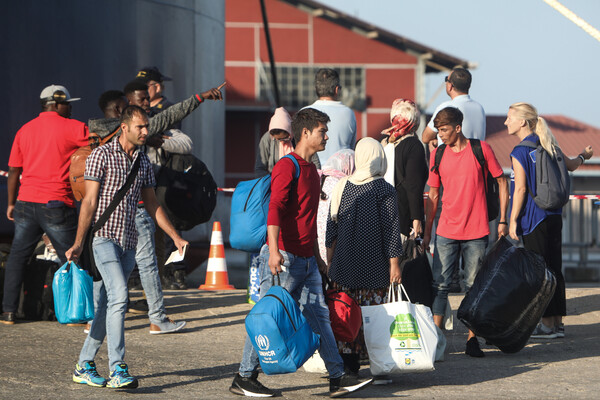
[516,140,538,149]
[92,154,142,233]
[282,154,301,179]
[469,139,489,192]
[431,144,447,174]
[469,139,485,169]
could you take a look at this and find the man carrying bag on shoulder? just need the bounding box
[65,105,188,389]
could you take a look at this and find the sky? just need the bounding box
[318,0,600,129]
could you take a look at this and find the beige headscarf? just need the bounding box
[329,137,387,222]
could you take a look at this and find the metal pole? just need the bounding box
[259,0,281,107]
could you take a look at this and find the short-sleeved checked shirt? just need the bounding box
[84,138,155,250]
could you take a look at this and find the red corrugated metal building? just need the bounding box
[224,0,469,186]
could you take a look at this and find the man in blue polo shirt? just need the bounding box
[422,67,486,147]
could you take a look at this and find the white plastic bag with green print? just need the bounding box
[361,284,438,374]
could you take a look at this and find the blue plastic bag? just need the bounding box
[52,261,94,324]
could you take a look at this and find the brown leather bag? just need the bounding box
[69,128,119,201]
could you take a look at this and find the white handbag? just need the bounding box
[361,284,438,375]
[302,350,327,374]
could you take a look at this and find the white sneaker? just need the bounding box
[530,323,558,339]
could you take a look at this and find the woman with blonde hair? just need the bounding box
[505,102,593,339]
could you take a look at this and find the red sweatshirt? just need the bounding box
[267,153,320,257]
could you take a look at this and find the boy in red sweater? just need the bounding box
[230,108,372,398]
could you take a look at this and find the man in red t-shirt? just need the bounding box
[423,107,509,357]
[1,85,89,325]
[230,108,373,398]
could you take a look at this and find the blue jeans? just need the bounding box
[78,237,136,372]
[2,200,77,313]
[238,245,344,379]
[134,208,167,324]
[431,235,488,316]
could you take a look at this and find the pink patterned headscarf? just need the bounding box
[321,149,355,179]
[381,98,420,143]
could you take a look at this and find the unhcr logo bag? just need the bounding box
[245,279,320,375]
[361,284,438,375]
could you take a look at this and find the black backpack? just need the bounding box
[432,139,499,221]
[155,154,218,231]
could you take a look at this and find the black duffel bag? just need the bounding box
[457,236,556,353]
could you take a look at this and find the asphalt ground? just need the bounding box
[1,275,599,399]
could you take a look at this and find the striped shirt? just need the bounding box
[84,138,155,249]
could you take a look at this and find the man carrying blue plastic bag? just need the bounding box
[229,108,372,398]
[65,106,189,389]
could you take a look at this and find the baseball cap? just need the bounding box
[135,66,172,83]
[40,85,81,104]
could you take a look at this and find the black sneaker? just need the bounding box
[465,337,484,358]
[0,312,15,325]
[173,270,188,290]
[329,374,373,398]
[229,372,277,397]
[127,299,149,314]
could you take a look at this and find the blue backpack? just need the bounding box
[229,155,300,252]
[245,279,320,375]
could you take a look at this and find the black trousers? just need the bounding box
[522,214,566,317]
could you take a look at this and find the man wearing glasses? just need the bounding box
[1,85,88,325]
[422,67,486,149]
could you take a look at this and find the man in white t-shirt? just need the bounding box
[422,67,485,149]
[303,68,356,165]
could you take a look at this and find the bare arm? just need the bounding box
[509,158,527,241]
[313,239,327,274]
[422,186,439,252]
[141,188,188,254]
[267,225,283,275]
[6,167,21,221]
[422,126,438,146]
[390,257,402,284]
[564,145,593,171]
[496,174,509,237]
[326,239,336,267]
[65,180,101,261]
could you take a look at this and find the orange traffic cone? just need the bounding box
[199,221,235,290]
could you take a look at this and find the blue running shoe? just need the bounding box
[73,361,107,387]
[107,363,139,389]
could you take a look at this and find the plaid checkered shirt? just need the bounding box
[84,138,155,250]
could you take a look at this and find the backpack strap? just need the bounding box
[469,139,489,194]
[431,144,447,175]
[281,154,301,180]
[516,140,537,149]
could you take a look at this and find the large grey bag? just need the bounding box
[517,140,570,210]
